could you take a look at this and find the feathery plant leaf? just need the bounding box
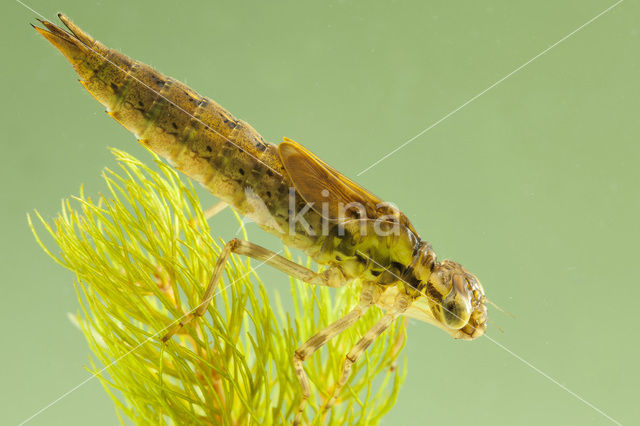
[29,148,407,425]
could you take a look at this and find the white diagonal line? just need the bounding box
[17,250,282,425]
[485,335,622,425]
[15,0,45,19]
[356,250,622,425]
[356,0,624,176]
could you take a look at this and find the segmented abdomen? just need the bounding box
[36,16,353,268]
[37,16,328,245]
[84,43,289,215]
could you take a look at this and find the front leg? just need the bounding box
[322,293,411,412]
[162,238,349,342]
[293,284,382,426]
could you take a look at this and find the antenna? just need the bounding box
[485,297,516,319]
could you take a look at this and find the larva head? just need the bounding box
[425,260,487,339]
[401,252,487,340]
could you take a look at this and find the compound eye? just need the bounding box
[452,273,468,294]
[441,274,472,329]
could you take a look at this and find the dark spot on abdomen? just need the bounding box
[222,117,237,129]
[151,75,165,88]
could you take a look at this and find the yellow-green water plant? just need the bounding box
[29,149,407,425]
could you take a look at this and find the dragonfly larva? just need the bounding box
[34,14,488,424]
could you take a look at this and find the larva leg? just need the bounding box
[389,317,409,372]
[292,284,381,425]
[202,200,228,221]
[189,201,228,227]
[162,238,349,341]
[322,294,410,412]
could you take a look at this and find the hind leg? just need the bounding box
[162,238,349,341]
[202,200,228,221]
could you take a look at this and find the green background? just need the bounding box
[2,1,638,424]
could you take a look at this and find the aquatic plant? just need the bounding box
[29,149,407,425]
